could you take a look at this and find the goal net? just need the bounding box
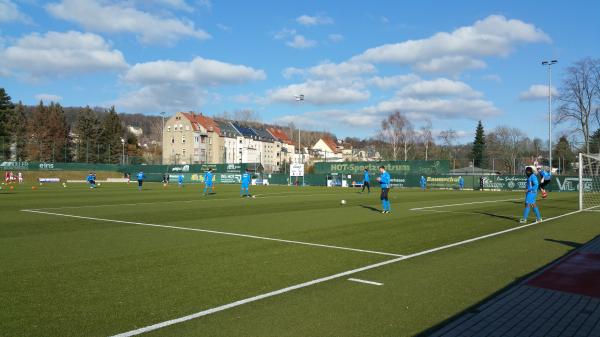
[579,153,600,211]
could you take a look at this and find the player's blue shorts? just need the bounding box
[205,182,213,187]
[525,192,537,204]
[241,184,249,189]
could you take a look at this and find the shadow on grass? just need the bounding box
[416,235,597,336]
[544,238,582,249]
[360,205,381,213]
[475,212,518,221]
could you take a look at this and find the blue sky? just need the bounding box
[1,0,599,142]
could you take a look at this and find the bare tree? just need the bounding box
[438,128,457,161]
[379,111,413,160]
[487,126,528,174]
[420,119,434,161]
[556,58,600,154]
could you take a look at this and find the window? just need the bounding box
[209,138,212,145]
[171,138,175,144]
[185,125,190,131]
[182,137,186,144]
[167,126,171,132]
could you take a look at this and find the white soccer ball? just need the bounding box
[341,200,346,205]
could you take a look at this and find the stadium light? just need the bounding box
[541,59,558,171]
[121,138,125,165]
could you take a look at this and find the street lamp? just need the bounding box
[121,138,125,165]
[542,60,558,171]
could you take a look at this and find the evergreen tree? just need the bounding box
[74,106,100,162]
[590,129,600,154]
[9,102,29,160]
[471,120,486,168]
[554,136,575,173]
[0,88,15,159]
[99,106,124,164]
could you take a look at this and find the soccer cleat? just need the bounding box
[519,219,527,224]
[381,210,386,214]
[536,218,543,223]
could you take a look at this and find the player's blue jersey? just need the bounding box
[459,177,464,185]
[420,176,426,185]
[364,171,370,182]
[137,172,144,180]
[241,172,251,186]
[379,171,391,188]
[86,175,94,182]
[527,174,539,193]
[204,172,213,185]
[178,175,183,183]
[541,170,551,180]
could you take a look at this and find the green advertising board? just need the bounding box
[313,160,449,175]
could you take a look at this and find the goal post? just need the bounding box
[579,153,600,211]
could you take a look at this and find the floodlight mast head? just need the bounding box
[294,94,304,101]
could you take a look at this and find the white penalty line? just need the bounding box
[107,208,583,337]
[20,209,403,258]
[348,278,383,286]
[410,198,519,211]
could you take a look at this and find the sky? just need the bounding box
[1,0,599,143]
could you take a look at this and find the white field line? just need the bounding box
[348,278,383,286]
[108,209,583,337]
[410,198,519,211]
[30,191,342,211]
[20,210,403,258]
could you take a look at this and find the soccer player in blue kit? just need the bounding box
[537,167,552,198]
[86,172,96,189]
[376,166,391,213]
[361,168,370,194]
[137,171,145,191]
[241,168,251,198]
[203,168,214,195]
[520,166,542,223]
[420,175,427,191]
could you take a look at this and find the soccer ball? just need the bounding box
[97,183,101,186]
[341,200,346,205]
[62,183,67,188]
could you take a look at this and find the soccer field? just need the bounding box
[1,182,598,337]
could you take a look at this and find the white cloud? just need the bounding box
[274,28,316,49]
[0,31,127,79]
[123,56,266,85]
[414,56,486,74]
[308,61,375,78]
[275,109,377,129]
[362,96,501,120]
[296,14,334,26]
[286,34,317,49]
[482,74,502,83]
[217,23,232,32]
[367,74,420,90]
[397,78,482,98]
[0,0,31,23]
[354,15,550,74]
[328,33,344,43]
[143,0,194,12]
[519,84,557,100]
[46,0,210,44]
[35,93,62,102]
[113,83,208,113]
[267,79,369,105]
[283,61,375,80]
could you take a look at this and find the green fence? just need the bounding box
[313,160,450,175]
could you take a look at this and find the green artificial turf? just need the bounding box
[0,182,597,337]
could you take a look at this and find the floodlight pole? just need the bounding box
[160,111,166,164]
[542,60,557,171]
